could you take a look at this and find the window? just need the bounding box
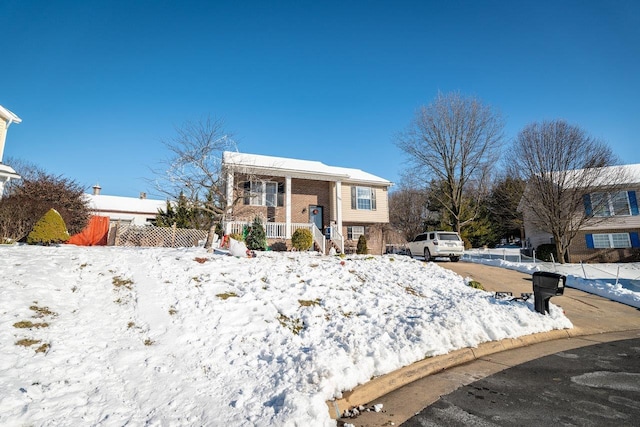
[351,186,377,210]
[592,233,631,249]
[244,181,284,207]
[347,226,365,240]
[589,191,631,217]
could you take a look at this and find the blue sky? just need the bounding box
[2,0,639,198]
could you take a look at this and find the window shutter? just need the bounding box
[629,191,639,216]
[630,232,640,248]
[371,188,376,210]
[277,182,285,207]
[351,186,356,209]
[243,182,250,205]
[585,234,594,249]
[583,194,592,216]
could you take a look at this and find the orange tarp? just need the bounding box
[67,215,110,246]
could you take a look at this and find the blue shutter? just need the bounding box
[583,194,592,216]
[630,232,640,248]
[585,234,594,249]
[629,191,639,215]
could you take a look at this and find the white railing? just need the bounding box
[311,224,325,254]
[225,221,325,252]
[225,221,313,239]
[330,224,344,253]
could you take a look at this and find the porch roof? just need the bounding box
[223,151,392,186]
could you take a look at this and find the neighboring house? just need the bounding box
[222,151,392,255]
[85,184,166,226]
[523,164,640,263]
[0,104,22,198]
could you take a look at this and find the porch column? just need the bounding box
[226,171,234,212]
[285,176,292,238]
[335,180,343,232]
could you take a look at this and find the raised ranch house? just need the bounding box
[222,151,392,255]
[523,164,640,263]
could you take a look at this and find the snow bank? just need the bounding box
[0,245,571,426]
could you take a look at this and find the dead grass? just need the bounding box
[194,257,208,264]
[277,313,304,335]
[35,343,50,353]
[13,321,49,329]
[112,276,134,290]
[216,292,238,300]
[30,304,57,318]
[298,298,321,307]
[15,338,41,347]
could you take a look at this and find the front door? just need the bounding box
[309,205,323,231]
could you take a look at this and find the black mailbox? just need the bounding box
[532,271,566,315]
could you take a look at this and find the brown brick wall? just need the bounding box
[290,178,331,226]
[342,222,384,255]
[569,229,640,263]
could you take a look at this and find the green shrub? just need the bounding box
[536,244,557,262]
[356,235,368,254]
[467,280,485,290]
[229,233,243,242]
[291,228,313,251]
[27,208,70,245]
[245,217,267,250]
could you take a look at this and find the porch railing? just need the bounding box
[224,221,325,252]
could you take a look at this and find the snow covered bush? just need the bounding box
[26,208,70,245]
[291,228,312,251]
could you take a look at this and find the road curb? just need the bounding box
[327,327,579,419]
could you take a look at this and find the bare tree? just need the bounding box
[388,184,429,241]
[152,116,236,248]
[395,92,504,234]
[512,120,626,263]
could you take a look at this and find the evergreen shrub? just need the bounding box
[291,228,313,251]
[356,235,368,254]
[536,244,557,262]
[245,217,267,251]
[27,208,70,245]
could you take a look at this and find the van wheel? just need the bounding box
[450,256,460,262]
[424,248,431,261]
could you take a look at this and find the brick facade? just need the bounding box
[569,229,640,263]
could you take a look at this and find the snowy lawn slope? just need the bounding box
[467,257,640,309]
[1,245,572,426]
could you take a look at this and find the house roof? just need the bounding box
[223,151,392,186]
[85,194,166,215]
[0,105,22,125]
[565,163,640,188]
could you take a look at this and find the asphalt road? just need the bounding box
[401,338,640,427]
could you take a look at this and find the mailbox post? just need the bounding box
[532,271,566,315]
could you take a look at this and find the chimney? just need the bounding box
[139,192,146,199]
[92,184,101,195]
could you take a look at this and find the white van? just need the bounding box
[406,231,464,262]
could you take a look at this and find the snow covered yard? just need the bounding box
[1,245,571,426]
